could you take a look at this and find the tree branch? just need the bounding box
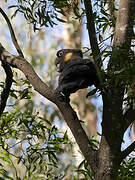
[121,141,135,160]
[108,0,135,69]
[113,0,135,47]
[57,102,98,173]
[123,108,135,131]
[84,0,102,69]
[0,43,55,102]
[0,62,13,116]
[0,43,98,173]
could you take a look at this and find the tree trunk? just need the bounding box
[95,137,119,180]
[94,88,124,179]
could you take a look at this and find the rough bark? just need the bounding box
[95,136,120,180]
[113,0,134,46]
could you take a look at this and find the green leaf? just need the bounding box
[86,88,97,98]
[0,156,10,164]
[10,91,17,99]
[2,152,12,159]
[55,17,66,23]
[78,159,85,169]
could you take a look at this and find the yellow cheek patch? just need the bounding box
[64,53,73,62]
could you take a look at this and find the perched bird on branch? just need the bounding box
[55,49,99,99]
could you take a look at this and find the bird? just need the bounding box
[55,49,99,98]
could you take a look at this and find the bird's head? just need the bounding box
[55,49,83,72]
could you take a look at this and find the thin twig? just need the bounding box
[121,141,135,160]
[123,108,135,132]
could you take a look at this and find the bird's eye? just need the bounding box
[58,51,63,57]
